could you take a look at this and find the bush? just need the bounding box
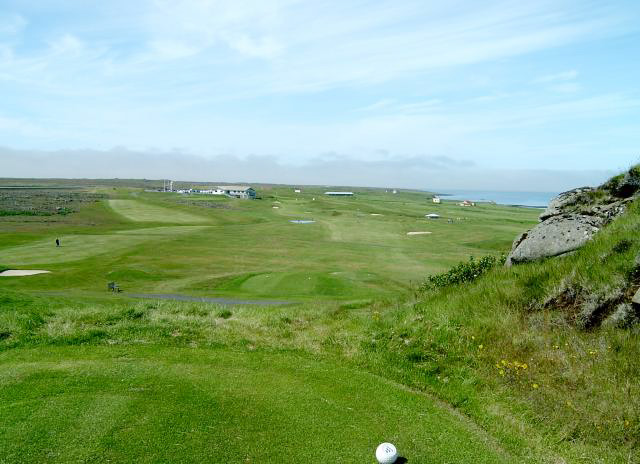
[420,255,504,291]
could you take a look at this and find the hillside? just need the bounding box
[1,170,639,463]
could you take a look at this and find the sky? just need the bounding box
[1,0,639,191]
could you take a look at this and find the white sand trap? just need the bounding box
[370,213,383,216]
[406,231,432,236]
[0,270,50,277]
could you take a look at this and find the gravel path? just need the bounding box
[126,293,293,306]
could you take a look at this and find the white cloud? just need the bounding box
[0,146,619,192]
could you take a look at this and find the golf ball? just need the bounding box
[375,442,398,464]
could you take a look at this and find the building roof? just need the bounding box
[218,186,254,191]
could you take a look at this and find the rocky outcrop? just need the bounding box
[539,187,595,221]
[507,215,604,265]
[506,167,640,266]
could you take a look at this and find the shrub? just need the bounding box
[419,255,504,292]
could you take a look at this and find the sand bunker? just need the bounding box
[0,270,50,277]
[406,231,432,236]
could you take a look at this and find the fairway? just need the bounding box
[0,188,540,299]
[109,199,210,223]
[0,346,510,463]
[1,226,211,265]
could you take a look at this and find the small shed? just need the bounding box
[324,191,354,196]
[425,213,440,219]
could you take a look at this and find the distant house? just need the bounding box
[432,196,441,204]
[392,189,397,194]
[199,186,256,199]
[459,200,475,207]
[221,186,256,199]
[324,191,354,196]
[294,189,301,193]
[200,188,227,195]
[425,213,440,219]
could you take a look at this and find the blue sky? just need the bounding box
[1,1,639,189]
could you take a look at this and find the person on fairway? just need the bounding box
[55,238,60,247]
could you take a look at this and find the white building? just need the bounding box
[324,191,354,196]
[222,186,256,199]
[198,186,256,199]
[432,196,441,204]
[425,213,440,219]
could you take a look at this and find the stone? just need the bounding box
[506,214,604,265]
[587,199,629,221]
[633,288,640,306]
[539,187,595,221]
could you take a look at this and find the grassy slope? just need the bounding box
[4,181,638,462]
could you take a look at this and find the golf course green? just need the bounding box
[9,181,635,463]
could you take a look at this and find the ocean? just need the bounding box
[437,190,559,208]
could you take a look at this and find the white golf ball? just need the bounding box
[375,442,398,464]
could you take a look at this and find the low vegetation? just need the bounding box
[1,173,639,463]
[419,254,505,291]
[0,189,106,216]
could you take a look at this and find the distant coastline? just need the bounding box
[435,190,558,208]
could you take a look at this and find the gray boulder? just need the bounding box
[633,289,640,306]
[506,214,604,265]
[539,187,595,221]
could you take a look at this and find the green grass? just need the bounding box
[5,178,639,462]
[108,199,211,223]
[0,187,538,300]
[0,226,211,265]
[0,346,510,463]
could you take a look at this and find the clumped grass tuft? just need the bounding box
[217,309,233,319]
